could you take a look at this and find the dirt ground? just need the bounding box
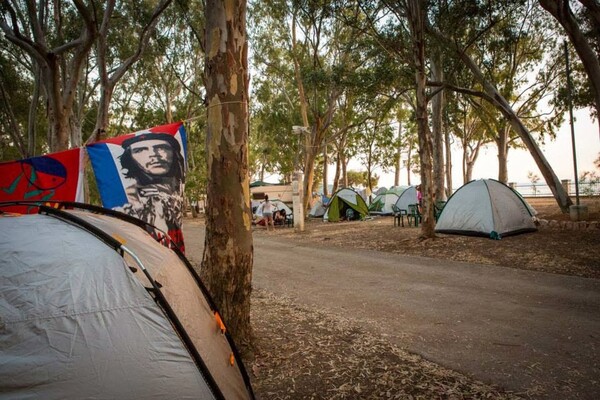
[259,197,600,280]
[187,197,600,399]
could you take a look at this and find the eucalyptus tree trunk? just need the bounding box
[342,154,348,188]
[93,0,173,139]
[332,163,340,194]
[201,0,253,351]
[496,126,510,183]
[302,124,320,210]
[0,77,27,157]
[322,145,328,196]
[45,54,86,151]
[444,125,453,197]
[290,9,340,212]
[406,145,413,186]
[431,53,446,200]
[394,121,402,186]
[27,65,41,156]
[407,0,435,238]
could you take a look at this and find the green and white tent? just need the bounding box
[369,191,400,215]
[0,202,255,400]
[387,185,410,196]
[324,188,369,222]
[435,179,537,239]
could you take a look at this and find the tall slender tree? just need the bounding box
[201,0,253,350]
[407,0,435,237]
[93,0,173,139]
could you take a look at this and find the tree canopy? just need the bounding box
[1,0,595,218]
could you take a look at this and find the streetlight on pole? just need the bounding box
[291,126,310,232]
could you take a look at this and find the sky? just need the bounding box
[375,108,600,189]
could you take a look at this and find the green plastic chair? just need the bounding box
[434,200,447,222]
[391,204,407,227]
[407,204,421,227]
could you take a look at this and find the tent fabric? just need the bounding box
[324,188,369,222]
[249,180,276,188]
[368,192,400,215]
[308,195,330,218]
[387,185,410,196]
[373,187,388,196]
[254,199,292,217]
[0,207,254,400]
[393,186,418,212]
[434,179,537,239]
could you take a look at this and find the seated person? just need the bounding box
[345,208,356,221]
[274,209,287,225]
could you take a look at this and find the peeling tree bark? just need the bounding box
[431,53,446,200]
[201,0,253,351]
[407,0,436,238]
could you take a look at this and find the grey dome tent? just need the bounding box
[309,195,329,218]
[435,179,537,239]
[393,186,419,211]
[0,202,255,400]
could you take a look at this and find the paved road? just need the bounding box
[184,223,600,399]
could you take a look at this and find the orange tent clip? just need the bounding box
[214,312,226,334]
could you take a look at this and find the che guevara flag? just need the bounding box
[0,148,84,214]
[86,122,187,253]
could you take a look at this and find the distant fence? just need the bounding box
[510,180,600,197]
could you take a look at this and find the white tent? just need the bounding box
[309,197,328,218]
[393,186,419,212]
[0,203,255,399]
[435,179,537,239]
[373,187,388,196]
[254,199,292,217]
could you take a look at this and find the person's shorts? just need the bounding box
[263,212,273,221]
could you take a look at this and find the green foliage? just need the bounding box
[579,155,600,196]
[346,170,378,188]
[1,0,596,206]
[184,120,208,203]
[579,171,599,197]
[0,35,48,159]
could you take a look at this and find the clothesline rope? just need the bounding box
[180,100,247,125]
[206,100,247,110]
